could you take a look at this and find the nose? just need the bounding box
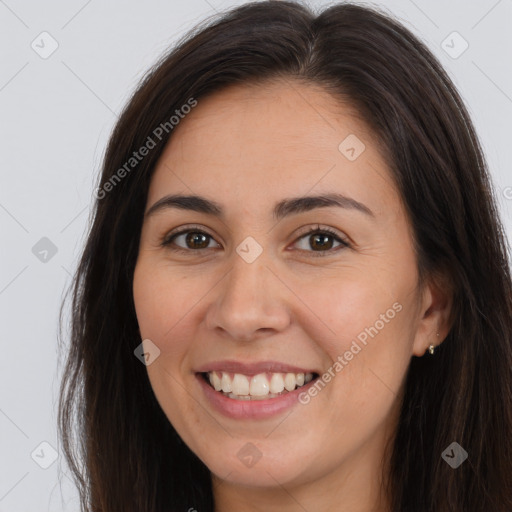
[205,248,291,342]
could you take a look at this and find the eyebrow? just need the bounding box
[145,192,375,221]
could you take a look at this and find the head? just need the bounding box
[133,78,436,508]
[58,2,512,512]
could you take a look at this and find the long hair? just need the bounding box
[57,1,512,510]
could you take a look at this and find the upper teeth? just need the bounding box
[207,371,314,398]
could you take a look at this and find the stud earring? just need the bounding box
[428,332,440,355]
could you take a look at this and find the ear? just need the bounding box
[411,269,454,357]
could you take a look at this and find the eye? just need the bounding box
[161,224,220,254]
[292,224,350,257]
[161,224,350,257]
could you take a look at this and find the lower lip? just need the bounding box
[196,373,317,420]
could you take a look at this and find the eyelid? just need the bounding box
[162,224,216,243]
[293,224,347,242]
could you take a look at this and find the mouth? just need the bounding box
[199,371,320,401]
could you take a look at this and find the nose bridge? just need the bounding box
[206,239,290,340]
[228,250,265,302]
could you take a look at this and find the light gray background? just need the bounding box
[1,0,511,510]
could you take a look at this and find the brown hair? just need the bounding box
[58,1,512,510]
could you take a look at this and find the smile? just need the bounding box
[203,371,317,400]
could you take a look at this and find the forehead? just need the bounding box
[147,80,401,220]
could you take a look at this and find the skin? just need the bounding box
[132,79,452,512]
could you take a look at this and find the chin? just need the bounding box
[210,461,303,488]
[197,439,315,488]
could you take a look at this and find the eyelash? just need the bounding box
[160,224,350,257]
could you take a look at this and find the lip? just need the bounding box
[195,371,319,420]
[194,359,319,376]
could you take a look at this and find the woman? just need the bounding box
[58,1,512,511]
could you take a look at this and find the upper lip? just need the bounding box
[195,360,319,376]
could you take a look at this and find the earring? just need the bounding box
[428,332,440,355]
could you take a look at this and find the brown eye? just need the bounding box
[309,233,334,251]
[162,226,221,253]
[161,224,349,257]
[182,231,210,249]
[292,226,350,257]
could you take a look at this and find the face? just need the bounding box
[132,80,436,492]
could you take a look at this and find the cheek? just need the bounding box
[300,265,417,417]
[133,259,195,347]
[133,261,206,440]
[299,268,407,355]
